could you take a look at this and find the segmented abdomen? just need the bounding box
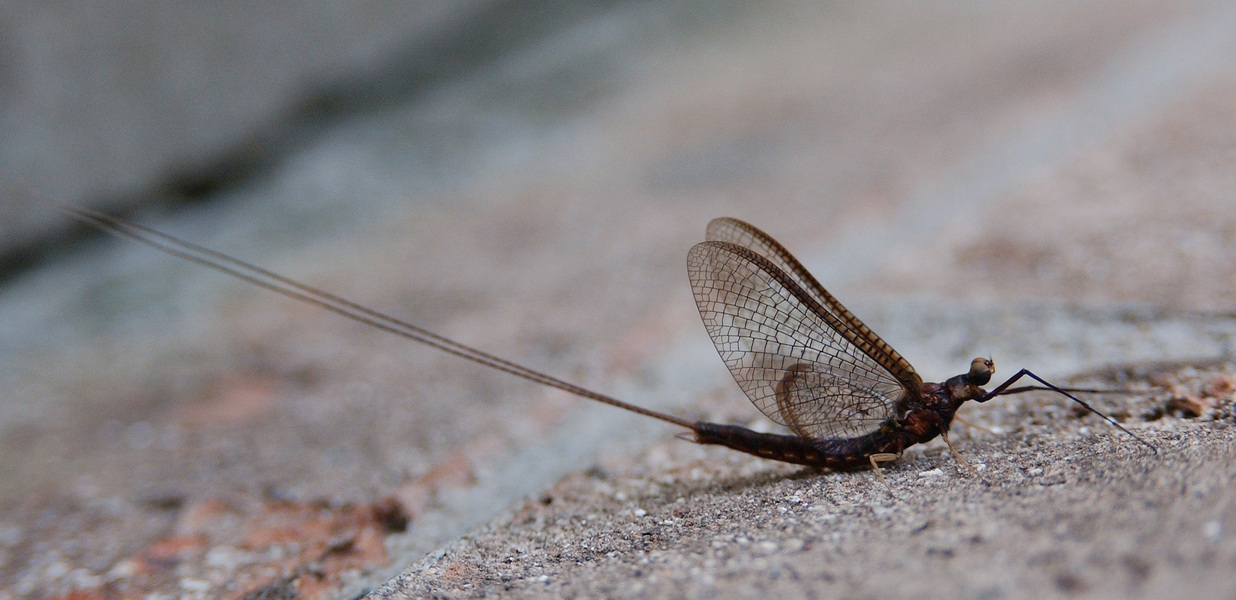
[692,422,897,469]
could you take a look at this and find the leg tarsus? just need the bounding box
[941,431,979,477]
[868,453,899,496]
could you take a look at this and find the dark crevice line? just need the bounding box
[0,0,640,286]
[160,0,640,202]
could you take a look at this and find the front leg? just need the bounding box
[978,368,1156,452]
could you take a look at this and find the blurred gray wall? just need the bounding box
[0,1,627,251]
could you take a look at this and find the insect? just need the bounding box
[686,218,1154,478]
[52,204,1154,485]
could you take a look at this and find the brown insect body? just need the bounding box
[692,360,994,468]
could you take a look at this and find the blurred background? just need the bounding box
[2,1,1235,598]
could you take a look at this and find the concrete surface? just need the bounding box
[1,2,1235,599]
[384,364,1236,599]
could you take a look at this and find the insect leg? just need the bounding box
[979,369,1157,453]
[997,385,1125,396]
[940,431,979,476]
[868,453,898,495]
[952,414,995,435]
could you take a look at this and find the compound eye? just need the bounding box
[968,357,994,385]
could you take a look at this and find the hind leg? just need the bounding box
[869,453,899,495]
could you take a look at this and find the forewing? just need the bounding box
[705,217,920,389]
[687,241,907,440]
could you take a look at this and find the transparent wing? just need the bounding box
[705,217,920,389]
[688,240,911,440]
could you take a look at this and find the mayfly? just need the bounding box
[52,204,1154,482]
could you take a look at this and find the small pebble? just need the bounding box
[179,578,212,592]
[1204,520,1223,542]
